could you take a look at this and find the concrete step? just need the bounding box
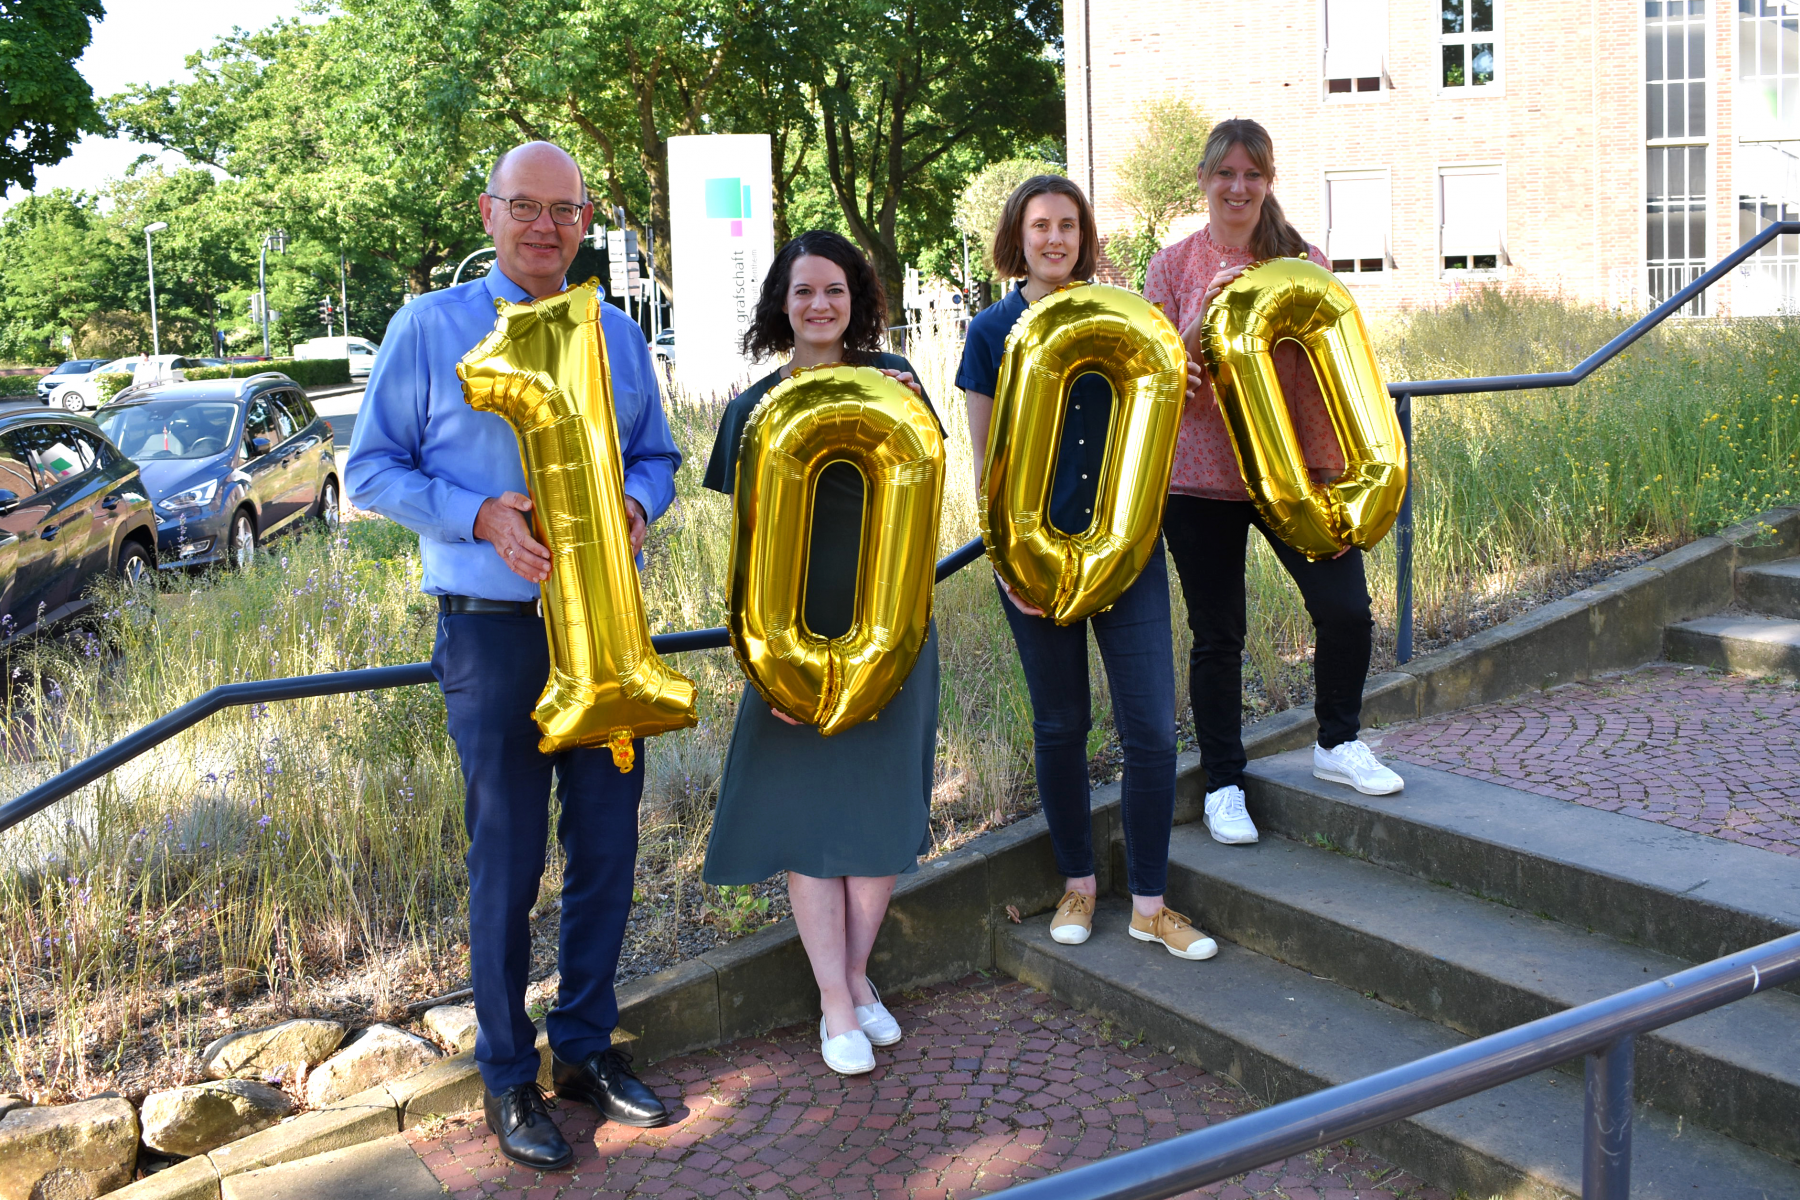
[1152,823,1800,1161]
[1664,614,1800,678]
[1240,749,1800,972]
[219,1134,440,1200]
[1737,557,1800,619]
[998,901,1800,1200]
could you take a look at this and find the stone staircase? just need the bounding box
[998,752,1800,1199]
[1666,556,1800,677]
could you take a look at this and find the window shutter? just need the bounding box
[1326,175,1388,261]
[1441,169,1504,259]
[1324,0,1385,81]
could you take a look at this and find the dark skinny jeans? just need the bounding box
[998,541,1177,897]
[1162,495,1374,794]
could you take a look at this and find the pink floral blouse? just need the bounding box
[1143,226,1345,501]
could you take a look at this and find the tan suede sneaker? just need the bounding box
[1050,891,1094,945]
[1128,907,1218,960]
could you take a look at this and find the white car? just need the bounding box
[34,358,112,403]
[52,355,200,411]
[292,336,380,378]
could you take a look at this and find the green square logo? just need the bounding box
[704,178,744,219]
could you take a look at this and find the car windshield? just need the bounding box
[53,360,99,374]
[97,400,239,461]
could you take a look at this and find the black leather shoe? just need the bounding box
[483,1082,573,1170]
[552,1047,669,1128]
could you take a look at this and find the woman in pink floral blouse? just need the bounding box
[1145,118,1405,843]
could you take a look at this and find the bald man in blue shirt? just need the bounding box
[347,141,678,1170]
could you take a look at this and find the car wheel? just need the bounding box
[117,540,153,588]
[229,510,257,570]
[315,476,341,529]
[60,389,85,411]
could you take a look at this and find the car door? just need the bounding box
[238,391,289,532]
[7,420,101,616]
[0,431,47,632]
[275,389,324,514]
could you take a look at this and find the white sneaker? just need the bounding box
[820,1016,875,1075]
[854,979,902,1047]
[1203,785,1259,844]
[1313,739,1404,796]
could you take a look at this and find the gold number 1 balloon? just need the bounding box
[982,284,1187,624]
[728,364,945,736]
[1200,257,1407,561]
[457,281,698,766]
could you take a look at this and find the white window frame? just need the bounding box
[1733,0,1800,315]
[1322,168,1393,277]
[1322,0,1390,100]
[1437,0,1504,96]
[1437,163,1509,278]
[1645,0,1714,315]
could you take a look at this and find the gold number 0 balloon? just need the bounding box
[1200,257,1408,560]
[981,284,1187,624]
[457,281,698,766]
[728,364,945,736]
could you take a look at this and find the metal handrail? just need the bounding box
[1001,930,1800,1200]
[1384,219,1800,663]
[0,536,989,836]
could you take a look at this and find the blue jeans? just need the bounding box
[998,542,1178,896]
[432,612,644,1092]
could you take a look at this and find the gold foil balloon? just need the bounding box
[728,363,945,736]
[1200,257,1407,561]
[981,284,1187,624]
[457,281,698,765]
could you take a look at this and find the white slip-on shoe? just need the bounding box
[1203,785,1259,844]
[1313,739,1405,796]
[820,1016,876,1075]
[854,979,903,1047]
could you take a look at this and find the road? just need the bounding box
[312,386,365,454]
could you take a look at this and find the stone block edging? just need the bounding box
[105,507,1800,1195]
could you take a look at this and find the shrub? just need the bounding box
[182,358,351,388]
[93,372,133,406]
[0,373,44,397]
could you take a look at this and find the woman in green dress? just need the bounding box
[701,230,940,1077]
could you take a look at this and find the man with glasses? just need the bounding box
[346,141,680,1170]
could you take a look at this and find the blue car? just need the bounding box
[94,373,340,569]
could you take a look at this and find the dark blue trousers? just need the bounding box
[997,541,1178,897]
[432,612,643,1093]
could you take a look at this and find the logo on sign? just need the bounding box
[705,178,752,238]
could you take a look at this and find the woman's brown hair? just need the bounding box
[1200,119,1309,260]
[990,175,1098,281]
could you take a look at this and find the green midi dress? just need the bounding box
[700,355,940,884]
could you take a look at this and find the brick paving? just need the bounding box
[1376,663,1800,856]
[405,976,1445,1199]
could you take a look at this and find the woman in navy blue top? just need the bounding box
[956,175,1216,962]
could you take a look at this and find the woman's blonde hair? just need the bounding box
[1200,119,1309,260]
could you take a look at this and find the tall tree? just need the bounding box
[0,0,106,193]
[0,190,127,362]
[1107,98,1210,289]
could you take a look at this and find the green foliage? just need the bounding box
[93,371,131,406]
[955,159,1065,284]
[180,358,350,388]
[0,0,106,192]
[0,191,128,364]
[708,885,771,936]
[1109,98,1210,289]
[0,374,43,397]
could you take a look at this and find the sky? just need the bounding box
[2,0,315,209]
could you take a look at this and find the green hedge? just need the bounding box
[0,374,43,397]
[182,358,350,388]
[95,373,133,406]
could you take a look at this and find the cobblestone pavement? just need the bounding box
[406,976,1445,1199]
[1375,663,1800,856]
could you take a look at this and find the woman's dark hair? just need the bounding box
[739,230,887,360]
[1199,118,1309,260]
[991,175,1098,281]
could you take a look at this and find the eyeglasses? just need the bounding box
[484,194,587,226]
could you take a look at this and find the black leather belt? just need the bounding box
[437,594,541,617]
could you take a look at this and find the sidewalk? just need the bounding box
[402,976,1443,1199]
[1376,662,1800,857]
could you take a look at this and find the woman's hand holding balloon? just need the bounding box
[880,368,924,398]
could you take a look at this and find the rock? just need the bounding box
[140,1079,295,1157]
[0,1094,26,1119]
[202,1018,346,1081]
[0,1096,137,1200]
[304,1024,441,1108]
[422,1005,478,1055]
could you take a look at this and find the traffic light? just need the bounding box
[318,296,334,324]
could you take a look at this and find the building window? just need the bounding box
[1646,0,1709,313]
[1325,171,1390,273]
[1440,0,1498,89]
[1735,0,1800,315]
[1439,166,1505,272]
[1325,0,1387,94]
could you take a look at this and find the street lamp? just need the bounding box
[144,222,169,356]
[259,229,288,358]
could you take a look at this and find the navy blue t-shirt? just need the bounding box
[955,285,1113,533]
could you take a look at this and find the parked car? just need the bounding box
[34,359,112,403]
[51,355,208,411]
[651,328,675,367]
[0,400,158,642]
[225,355,269,364]
[94,373,339,570]
[292,336,380,378]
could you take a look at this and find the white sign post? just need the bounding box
[667,134,775,396]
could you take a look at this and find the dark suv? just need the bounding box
[0,401,158,641]
[95,373,339,569]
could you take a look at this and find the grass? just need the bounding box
[2,289,1797,1101]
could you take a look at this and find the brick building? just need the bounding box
[1066,0,1800,315]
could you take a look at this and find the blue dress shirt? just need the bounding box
[346,268,682,602]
